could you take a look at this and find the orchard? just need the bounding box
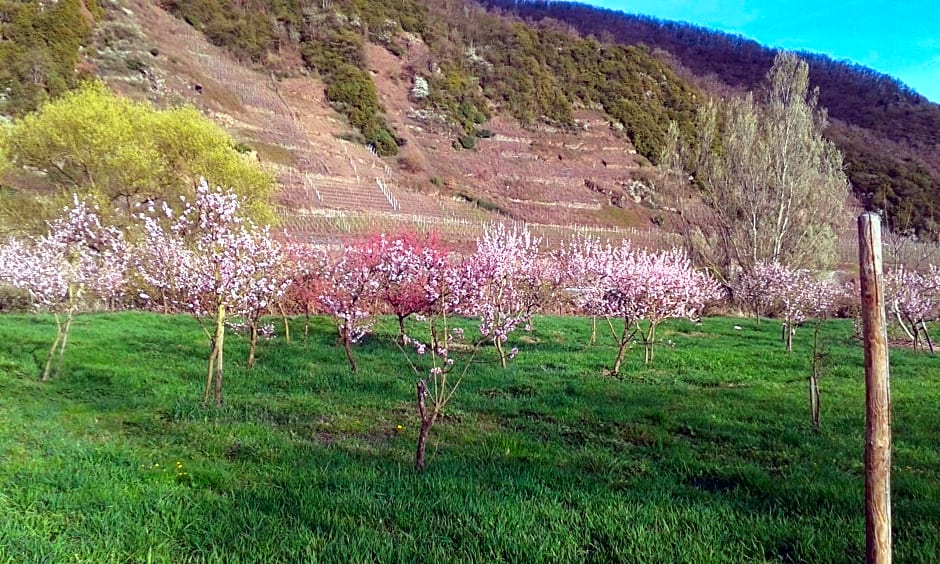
[0,183,939,560]
[1,183,938,463]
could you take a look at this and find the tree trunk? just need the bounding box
[610,318,639,376]
[612,337,628,375]
[893,305,915,345]
[303,311,310,347]
[214,306,226,406]
[494,338,507,369]
[643,322,657,364]
[415,417,433,472]
[204,337,217,404]
[279,304,290,344]
[247,319,259,369]
[42,312,64,382]
[342,325,357,373]
[52,309,75,378]
[415,379,435,472]
[397,315,406,343]
[810,323,822,431]
[430,320,440,352]
[919,321,935,354]
[810,369,821,431]
[591,315,597,344]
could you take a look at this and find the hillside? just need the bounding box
[3,0,936,246]
[2,0,704,245]
[480,0,940,238]
[148,0,706,235]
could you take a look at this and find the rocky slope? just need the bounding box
[85,0,673,246]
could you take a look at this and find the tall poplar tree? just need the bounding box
[670,53,849,283]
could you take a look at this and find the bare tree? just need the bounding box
[668,53,849,285]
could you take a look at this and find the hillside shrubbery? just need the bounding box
[0,0,102,117]
[158,0,700,162]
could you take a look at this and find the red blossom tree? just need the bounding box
[367,232,449,342]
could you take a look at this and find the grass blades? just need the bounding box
[0,313,937,562]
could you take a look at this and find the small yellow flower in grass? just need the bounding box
[396,424,403,431]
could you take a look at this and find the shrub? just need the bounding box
[3,83,276,228]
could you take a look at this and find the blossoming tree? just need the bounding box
[559,237,721,373]
[392,252,520,471]
[462,224,546,367]
[885,265,939,353]
[135,179,285,405]
[282,242,325,346]
[743,262,811,352]
[0,197,127,380]
[359,228,544,470]
[367,232,449,342]
[310,242,383,373]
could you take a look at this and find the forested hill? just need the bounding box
[481,0,940,236]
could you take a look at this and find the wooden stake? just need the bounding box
[858,212,892,564]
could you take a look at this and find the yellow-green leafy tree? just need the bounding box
[1,82,275,231]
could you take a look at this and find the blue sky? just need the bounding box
[573,1,940,102]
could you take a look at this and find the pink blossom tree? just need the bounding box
[558,236,638,373]
[743,262,810,352]
[629,249,723,364]
[310,243,384,373]
[559,237,720,373]
[738,266,777,326]
[135,179,285,405]
[461,224,547,368]
[554,234,618,343]
[0,197,127,380]
[885,265,939,352]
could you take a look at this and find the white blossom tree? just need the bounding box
[0,197,127,380]
[135,179,285,405]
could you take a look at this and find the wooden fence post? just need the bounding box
[858,212,892,564]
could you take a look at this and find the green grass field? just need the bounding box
[0,312,937,562]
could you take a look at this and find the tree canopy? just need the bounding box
[0,82,276,231]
